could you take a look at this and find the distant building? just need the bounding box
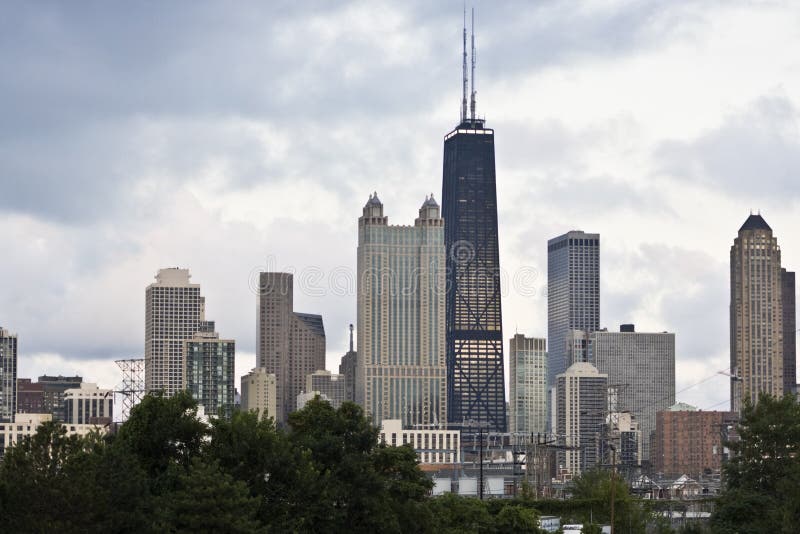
[589,325,675,464]
[16,378,44,414]
[145,268,215,396]
[730,214,786,411]
[338,324,357,403]
[38,375,82,421]
[356,194,447,428]
[63,383,114,425]
[652,404,738,478]
[599,412,642,469]
[380,419,460,465]
[184,332,235,419]
[782,268,796,396]
[257,272,326,424]
[240,368,277,420]
[0,327,17,422]
[305,370,346,409]
[554,362,608,476]
[509,334,547,435]
[0,413,108,458]
[296,391,332,411]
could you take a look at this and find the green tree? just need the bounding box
[494,504,542,533]
[427,493,493,534]
[568,468,648,533]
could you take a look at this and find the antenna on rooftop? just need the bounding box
[470,7,476,122]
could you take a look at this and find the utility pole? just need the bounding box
[610,445,617,534]
[479,426,484,500]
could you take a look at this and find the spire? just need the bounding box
[470,7,476,122]
[349,324,354,352]
[461,5,468,123]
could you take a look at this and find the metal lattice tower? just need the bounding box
[115,358,145,422]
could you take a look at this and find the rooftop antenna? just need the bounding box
[461,5,468,123]
[349,323,354,352]
[470,7,476,122]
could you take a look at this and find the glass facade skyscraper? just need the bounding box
[442,117,507,432]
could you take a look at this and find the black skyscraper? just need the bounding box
[441,12,506,431]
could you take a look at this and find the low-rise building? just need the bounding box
[379,419,460,465]
[0,413,109,457]
[63,383,114,425]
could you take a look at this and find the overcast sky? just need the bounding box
[2,0,799,412]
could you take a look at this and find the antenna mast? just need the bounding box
[461,6,468,123]
[470,7,476,122]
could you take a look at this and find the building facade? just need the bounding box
[554,362,608,476]
[380,419,460,465]
[356,194,447,428]
[589,325,675,464]
[730,214,785,412]
[38,375,82,421]
[782,268,796,395]
[240,368,277,420]
[0,328,17,423]
[257,272,326,424]
[339,324,357,403]
[652,404,738,477]
[145,268,215,396]
[0,413,108,458]
[306,370,346,409]
[547,231,600,392]
[509,334,548,435]
[63,383,114,425]
[16,379,45,414]
[184,333,235,419]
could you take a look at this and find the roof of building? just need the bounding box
[422,194,439,208]
[294,313,325,337]
[667,402,698,412]
[367,191,382,206]
[739,213,771,232]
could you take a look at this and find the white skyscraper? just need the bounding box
[509,334,547,435]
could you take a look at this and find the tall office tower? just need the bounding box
[782,269,796,395]
[441,17,506,431]
[339,324,357,403]
[184,332,235,419]
[730,214,785,412]
[306,370,346,409]
[145,268,215,396]
[241,368,277,420]
[547,231,600,391]
[63,383,114,425]
[257,272,326,424]
[509,334,547,434]
[0,327,17,422]
[16,379,45,413]
[554,362,607,475]
[356,194,447,428]
[589,325,675,464]
[38,375,82,421]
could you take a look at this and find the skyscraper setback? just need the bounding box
[442,15,506,431]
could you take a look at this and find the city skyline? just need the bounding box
[2,2,800,412]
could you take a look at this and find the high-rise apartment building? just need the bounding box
[339,324,357,403]
[257,272,326,424]
[240,368,277,420]
[356,194,447,428]
[509,334,547,435]
[184,332,235,419]
[145,268,215,396]
[782,269,796,395]
[441,28,506,431]
[730,214,786,411]
[547,231,600,390]
[589,325,675,464]
[554,362,608,476]
[306,370,346,409]
[63,383,114,425]
[0,327,17,423]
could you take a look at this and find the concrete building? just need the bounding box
[730,214,786,412]
[782,269,796,395]
[63,383,114,425]
[257,272,326,424]
[240,368,277,420]
[184,332,235,419]
[16,378,45,414]
[589,325,675,464]
[339,324,357,403]
[509,334,547,435]
[0,413,108,458]
[554,362,608,476]
[145,268,215,396]
[0,328,17,423]
[600,412,642,469]
[305,370,346,409]
[296,391,332,411]
[380,419,460,465]
[356,194,447,428]
[652,404,738,478]
[37,375,82,421]
[547,231,600,391]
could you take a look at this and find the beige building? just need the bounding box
[257,272,325,424]
[145,268,216,396]
[356,193,447,427]
[380,419,460,465]
[0,413,108,457]
[306,370,346,409]
[509,334,547,435]
[730,214,785,412]
[63,383,114,425]
[240,368,277,420]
